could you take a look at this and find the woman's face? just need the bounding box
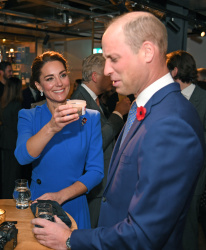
[35,60,70,105]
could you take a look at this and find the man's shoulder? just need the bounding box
[189,85,206,108]
[71,85,88,100]
[71,86,95,110]
[194,85,206,98]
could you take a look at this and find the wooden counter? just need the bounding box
[0,199,77,250]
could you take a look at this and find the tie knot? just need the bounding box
[120,101,137,147]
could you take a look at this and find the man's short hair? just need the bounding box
[166,50,197,83]
[0,61,11,71]
[106,12,168,58]
[82,53,105,82]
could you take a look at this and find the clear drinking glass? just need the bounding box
[35,203,54,225]
[13,179,31,209]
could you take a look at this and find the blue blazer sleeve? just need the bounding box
[15,108,40,165]
[77,110,104,192]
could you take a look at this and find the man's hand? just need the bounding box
[32,215,72,250]
[114,97,131,116]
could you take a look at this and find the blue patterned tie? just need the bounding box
[120,101,137,146]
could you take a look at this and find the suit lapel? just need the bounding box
[78,85,107,123]
[104,82,180,192]
[78,86,97,109]
[106,109,148,188]
[99,100,111,119]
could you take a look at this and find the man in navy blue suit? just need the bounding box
[31,11,205,250]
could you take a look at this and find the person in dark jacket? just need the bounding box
[0,77,23,198]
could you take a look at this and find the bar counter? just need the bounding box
[0,199,77,250]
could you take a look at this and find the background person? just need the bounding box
[0,61,12,98]
[0,77,23,198]
[32,12,205,250]
[166,50,206,250]
[15,51,104,229]
[0,61,13,198]
[197,68,206,91]
[22,76,46,109]
[197,68,206,82]
[71,53,130,228]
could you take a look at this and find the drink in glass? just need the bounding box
[35,203,54,227]
[13,179,31,209]
[67,99,86,116]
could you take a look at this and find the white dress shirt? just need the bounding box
[135,73,174,107]
[181,83,195,100]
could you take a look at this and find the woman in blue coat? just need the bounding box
[14,51,104,229]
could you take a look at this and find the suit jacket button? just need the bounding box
[102,197,106,202]
[37,179,41,184]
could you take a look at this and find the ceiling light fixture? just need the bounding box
[68,15,72,24]
[201,31,205,37]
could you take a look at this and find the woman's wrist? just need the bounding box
[45,122,58,136]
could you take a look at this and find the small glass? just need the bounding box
[67,99,86,116]
[0,209,6,224]
[35,203,54,227]
[13,179,31,209]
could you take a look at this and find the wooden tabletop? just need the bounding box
[0,199,77,250]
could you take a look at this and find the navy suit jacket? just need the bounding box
[71,82,205,250]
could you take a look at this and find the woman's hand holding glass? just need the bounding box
[48,103,80,134]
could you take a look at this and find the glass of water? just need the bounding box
[35,203,54,227]
[13,179,31,209]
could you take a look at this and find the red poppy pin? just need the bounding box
[81,117,87,126]
[136,106,146,121]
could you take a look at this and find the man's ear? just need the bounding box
[91,72,97,83]
[142,41,154,63]
[171,67,178,78]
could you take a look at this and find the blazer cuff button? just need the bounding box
[36,179,41,184]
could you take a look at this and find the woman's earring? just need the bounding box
[40,91,43,97]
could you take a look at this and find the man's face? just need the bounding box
[3,65,13,81]
[102,24,146,96]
